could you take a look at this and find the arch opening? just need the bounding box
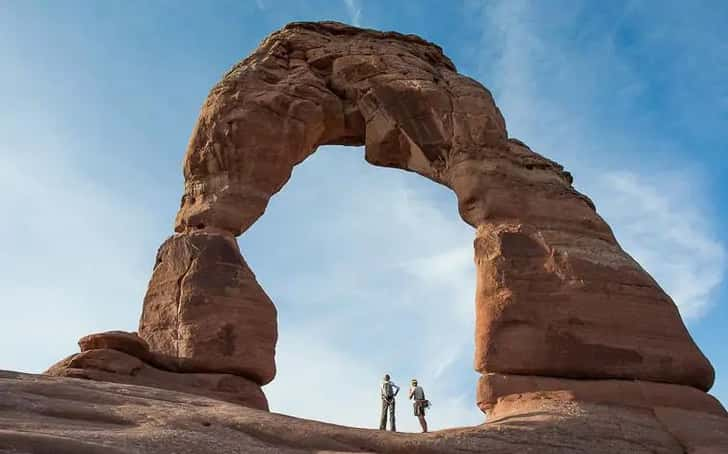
[239,145,481,431]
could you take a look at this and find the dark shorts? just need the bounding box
[414,400,426,416]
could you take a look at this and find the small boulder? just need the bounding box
[78,331,150,359]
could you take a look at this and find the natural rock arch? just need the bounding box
[82,21,712,416]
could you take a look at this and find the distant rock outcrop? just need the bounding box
[35,21,725,452]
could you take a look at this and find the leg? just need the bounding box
[379,400,388,430]
[418,415,428,433]
[390,399,396,432]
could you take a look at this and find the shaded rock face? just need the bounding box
[156,20,714,397]
[139,230,277,385]
[476,373,726,419]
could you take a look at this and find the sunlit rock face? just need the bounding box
[42,21,724,450]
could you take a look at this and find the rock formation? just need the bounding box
[139,230,277,384]
[46,331,268,410]
[35,21,726,452]
[3,370,728,453]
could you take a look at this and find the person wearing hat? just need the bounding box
[408,378,428,433]
[379,374,400,431]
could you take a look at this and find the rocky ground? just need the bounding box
[2,370,726,454]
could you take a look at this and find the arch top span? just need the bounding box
[136,22,714,411]
[174,21,578,236]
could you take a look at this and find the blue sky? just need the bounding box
[1,0,726,432]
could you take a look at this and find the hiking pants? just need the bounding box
[380,398,396,431]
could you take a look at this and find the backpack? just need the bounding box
[383,382,394,399]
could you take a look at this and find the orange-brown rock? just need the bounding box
[473,222,714,390]
[45,349,267,410]
[78,331,149,358]
[3,371,727,453]
[138,230,276,385]
[169,21,713,392]
[476,373,726,419]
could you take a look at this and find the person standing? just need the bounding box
[409,378,428,433]
[379,374,400,431]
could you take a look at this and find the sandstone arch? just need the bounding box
[131,21,715,413]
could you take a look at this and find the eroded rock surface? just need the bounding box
[476,373,726,419]
[139,230,277,385]
[3,371,728,454]
[46,332,268,410]
[45,350,267,410]
[78,331,149,358]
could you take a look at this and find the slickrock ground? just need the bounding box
[3,371,727,454]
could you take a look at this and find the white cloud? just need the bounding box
[343,0,363,27]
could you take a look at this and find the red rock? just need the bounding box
[4,371,728,453]
[138,230,277,385]
[476,373,726,418]
[78,331,149,358]
[473,221,714,390]
[45,349,267,410]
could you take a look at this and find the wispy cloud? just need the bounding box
[465,0,725,320]
[245,147,482,432]
[343,0,363,27]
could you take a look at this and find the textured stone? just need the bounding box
[168,21,713,391]
[78,331,149,358]
[45,349,267,410]
[138,230,276,385]
[4,371,728,453]
[473,222,714,390]
[476,373,726,418]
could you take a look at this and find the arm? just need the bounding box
[392,383,400,396]
[409,387,415,400]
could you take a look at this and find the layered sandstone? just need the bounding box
[139,230,277,385]
[45,331,268,410]
[476,373,726,419]
[3,371,728,453]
